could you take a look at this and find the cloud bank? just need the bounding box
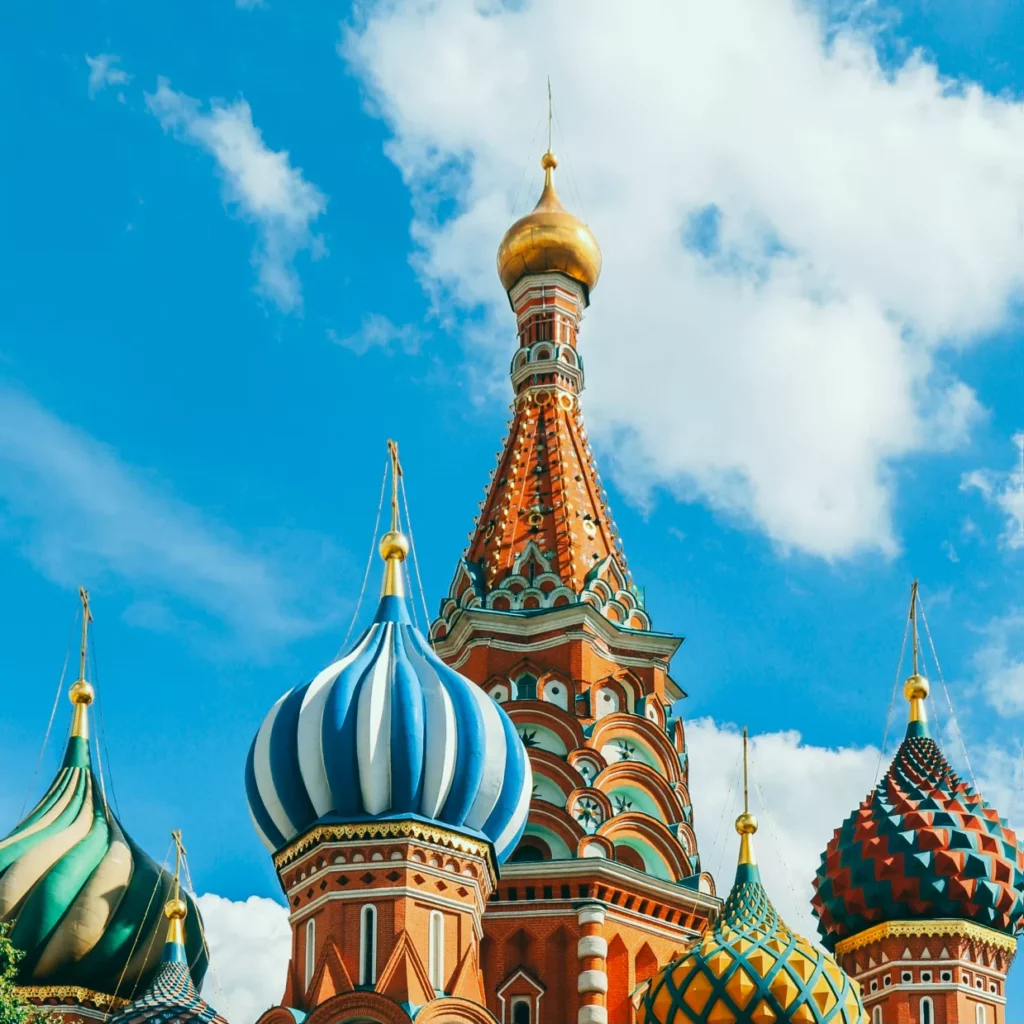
[342,0,1024,558]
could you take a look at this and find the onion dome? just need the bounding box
[640,730,866,1024]
[246,444,532,865]
[811,668,1024,949]
[1,673,208,999]
[496,150,602,297]
[107,870,228,1024]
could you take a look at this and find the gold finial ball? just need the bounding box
[69,680,94,706]
[164,898,187,921]
[379,530,409,562]
[735,812,758,836]
[904,673,930,702]
[541,150,558,170]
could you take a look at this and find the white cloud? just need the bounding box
[85,54,132,98]
[971,610,1024,718]
[337,0,1024,559]
[196,894,291,1024]
[328,314,423,355]
[0,384,334,649]
[146,79,327,312]
[961,432,1024,550]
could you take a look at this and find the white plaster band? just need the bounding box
[577,936,608,959]
[577,905,606,926]
[578,1006,608,1024]
[578,970,609,994]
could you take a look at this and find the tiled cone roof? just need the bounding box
[812,722,1024,949]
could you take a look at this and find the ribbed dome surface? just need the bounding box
[640,861,866,1024]
[245,591,532,864]
[812,724,1024,949]
[0,728,208,997]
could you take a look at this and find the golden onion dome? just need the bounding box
[496,151,602,297]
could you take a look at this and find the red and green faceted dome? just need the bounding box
[812,721,1024,949]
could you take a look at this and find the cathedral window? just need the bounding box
[515,674,538,700]
[304,917,316,991]
[976,1005,987,1024]
[428,910,444,992]
[359,904,377,986]
[511,998,532,1024]
[919,996,933,1024]
[871,1009,882,1024]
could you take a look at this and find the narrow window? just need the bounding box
[515,674,537,700]
[871,1008,882,1024]
[428,910,444,992]
[976,1006,987,1024]
[920,996,933,1024]
[304,918,316,990]
[359,904,377,986]
[512,999,531,1024]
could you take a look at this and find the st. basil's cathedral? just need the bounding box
[2,147,1023,1024]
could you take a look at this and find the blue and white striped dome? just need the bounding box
[245,562,532,865]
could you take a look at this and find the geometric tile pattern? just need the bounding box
[107,956,228,1024]
[640,863,867,1024]
[812,726,1024,949]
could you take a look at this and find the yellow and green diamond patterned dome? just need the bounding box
[639,759,866,1024]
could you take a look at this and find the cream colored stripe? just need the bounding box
[0,776,94,918]
[33,814,133,978]
[0,772,80,853]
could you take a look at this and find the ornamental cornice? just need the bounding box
[835,919,1019,956]
[273,819,494,873]
[17,985,129,1011]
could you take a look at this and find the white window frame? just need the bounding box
[428,910,444,993]
[920,995,934,1024]
[976,1005,987,1024]
[304,917,316,990]
[871,1008,882,1024]
[359,904,377,986]
[510,996,532,1024]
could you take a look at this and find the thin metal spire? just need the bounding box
[77,586,93,683]
[547,77,553,154]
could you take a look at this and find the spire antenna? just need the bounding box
[164,829,189,950]
[909,578,919,676]
[69,586,95,739]
[380,439,410,598]
[171,828,187,902]
[547,76,553,154]
[903,579,930,733]
[736,726,758,867]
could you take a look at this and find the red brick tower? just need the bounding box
[431,151,719,1024]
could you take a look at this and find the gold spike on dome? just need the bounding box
[496,149,602,296]
[736,726,758,867]
[69,586,95,740]
[904,580,930,727]
[380,439,410,598]
[165,830,188,946]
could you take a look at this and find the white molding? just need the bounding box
[577,970,609,994]
[578,936,607,958]
[578,1007,607,1024]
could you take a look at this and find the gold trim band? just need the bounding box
[17,985,129,1011]
[273,819,494,871]
[835,919,1019,956]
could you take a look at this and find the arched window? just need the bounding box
[359,904,377,986]
[919,996,933,1024]
[428,911,444,993]
[304,917,316,990]
[976,1005,987,1024]
[512,998,531,1024]
[515,674,537,700]
[871,1007,882,1024]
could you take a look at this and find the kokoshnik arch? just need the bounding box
[2,147,1022,1024]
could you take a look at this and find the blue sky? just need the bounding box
[1,0,1023,1018]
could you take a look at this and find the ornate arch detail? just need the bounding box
[589,714,683,782]
[526,800,586,850]
[637,695,666,729]
[529,749,586,800]
[255,1009,303,1024]
[416,997,499,1024]
[578,834,615,859]
[506,703,586,752]
[596,813,690,881]
[305,991,411,1024]
[593,761,687,823]
[567,747,608,787]
[566,787,614,833]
